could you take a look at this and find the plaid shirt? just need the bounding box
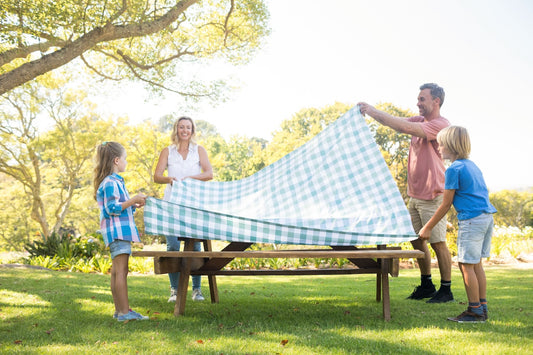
[97,173,140,246]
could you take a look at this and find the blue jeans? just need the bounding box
[109,239,131,259]
[166,237,201,290]
[457,213,494,264]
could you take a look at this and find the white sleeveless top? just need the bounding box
[163,144,201,200]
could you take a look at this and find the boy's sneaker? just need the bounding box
[426,289,454,303]
[407,284,436,300]
[192,289,205,301]
[168,289,177,303]
[117,310,149,322]
[483,309,488,321]
[447,308,485,323]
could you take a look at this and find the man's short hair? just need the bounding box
[420,83,445,107]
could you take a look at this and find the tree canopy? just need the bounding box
[0,0,270,95]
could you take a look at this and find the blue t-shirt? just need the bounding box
[444,159,497,220]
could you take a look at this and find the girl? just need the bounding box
[154,116,213,302]
[419,126,497,323]
[94,141,149,322]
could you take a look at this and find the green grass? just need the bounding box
[1,265,532,354]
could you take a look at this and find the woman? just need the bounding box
[154,116,213,302]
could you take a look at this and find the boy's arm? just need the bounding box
[419,189,455,240]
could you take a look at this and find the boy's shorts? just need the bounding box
[109,239,132,259]
[457,213,494,264]
[409,196,447,243]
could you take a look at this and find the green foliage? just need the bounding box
[24,232,69,258]
[0,0,271,96]
[264,102,352,166]
[490,189,533,228]
[92,256,113,274]
[24,231,106,261]
[491,226,533,259]
[27,255,61,270]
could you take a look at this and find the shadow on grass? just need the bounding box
[0,265,531,354]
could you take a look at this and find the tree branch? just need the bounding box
[0,0,199,95]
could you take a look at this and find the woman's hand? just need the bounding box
[168,176,178,185]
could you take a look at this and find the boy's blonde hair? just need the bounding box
[93,141,125,200]
[437,126,471,160]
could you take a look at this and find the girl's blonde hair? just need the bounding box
[437,126,471,160]
[93,142,125,200]
[171,116,196,148]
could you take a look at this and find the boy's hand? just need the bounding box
[418,225,431,240]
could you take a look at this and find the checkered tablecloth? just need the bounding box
[144,106,417,246]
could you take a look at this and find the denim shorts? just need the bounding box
[409,196,447,243]
[457,213,494,264]
[109,239,132,259]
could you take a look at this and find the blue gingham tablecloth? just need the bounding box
[144,106,417,246]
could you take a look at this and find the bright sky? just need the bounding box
[106,0,533,191]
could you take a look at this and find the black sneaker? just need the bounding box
[426,289,454,303]
[407,284,437,300]
[447,308,485,323]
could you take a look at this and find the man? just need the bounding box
[358,83,454,303]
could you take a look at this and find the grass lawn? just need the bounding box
[1,264,532,354]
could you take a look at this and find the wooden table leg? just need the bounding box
[203,240,219,304]
[174,239,193,317]
[381,257,391,321]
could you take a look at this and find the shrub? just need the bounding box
[92,256,113,274]
[24,232,69,258]
[28,255,60,270]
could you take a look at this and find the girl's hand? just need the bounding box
[418,225,431,240]
[133,193,147,207]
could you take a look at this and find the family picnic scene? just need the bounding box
[1,1,532,354]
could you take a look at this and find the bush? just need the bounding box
[25,231,106,259]
[24,231,70,258]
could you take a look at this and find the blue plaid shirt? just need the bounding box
[97,173,140,246]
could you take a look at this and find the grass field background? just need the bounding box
[1,264,532,354]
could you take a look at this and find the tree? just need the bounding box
[264,102,352,166]
[0,0,270,95]
[490,189,533,228]
[0,77,118,237]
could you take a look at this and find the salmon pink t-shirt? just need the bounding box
[406,116,450,200]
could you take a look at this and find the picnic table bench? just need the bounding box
[132,239,424,321]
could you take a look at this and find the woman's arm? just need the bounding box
[153,147,176,185]
[184,145,213,181]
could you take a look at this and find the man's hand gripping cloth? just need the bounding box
[144,106,417,246]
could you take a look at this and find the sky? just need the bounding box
[104,0,533,191]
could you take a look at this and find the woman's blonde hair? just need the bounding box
[171,116,196,148]
[437,126,471,160]
[93,142,125,200]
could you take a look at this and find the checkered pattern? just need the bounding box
[144,106,417,245]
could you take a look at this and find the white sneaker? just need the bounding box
[168,289,177,303]
[192,289,205,301]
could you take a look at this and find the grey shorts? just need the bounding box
[109,239,132,259]
[457,213,494,264]
[409,196,447,243]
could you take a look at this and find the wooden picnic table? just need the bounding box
[132,239,424,321]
